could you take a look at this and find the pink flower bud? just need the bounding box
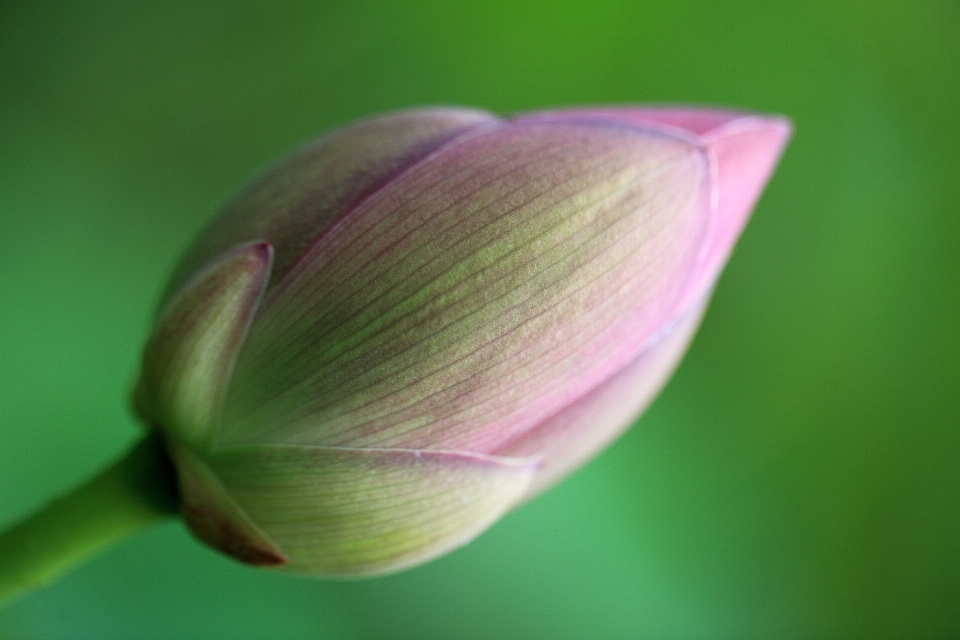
[135,106,790,575]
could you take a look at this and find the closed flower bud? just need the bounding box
[134,107,790,575]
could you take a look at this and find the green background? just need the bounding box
[1,2,958,638]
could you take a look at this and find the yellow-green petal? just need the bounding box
[136,242,272,447]
[202,444,536,576]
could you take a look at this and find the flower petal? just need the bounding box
[168,440,287,567]
[693,115,792,290]
[200,444,535,575]
[514,108,791,304]
[163,108,498,304]
[136,242,272,446]
[497,296,709,497]
[222,121,711,454]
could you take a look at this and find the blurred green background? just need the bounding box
[1,2,958,638]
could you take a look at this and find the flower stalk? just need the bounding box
[0,433,179,607]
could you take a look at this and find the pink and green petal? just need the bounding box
[167,440,287,567]
[201,444,535,576]
[136,242,272,447]
[690,115,792,294]
[162,108,498,304]
[497,297,710,497]
[513,108,792,307]
[221,122,711,454]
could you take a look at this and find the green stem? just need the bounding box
[0,432,179,607]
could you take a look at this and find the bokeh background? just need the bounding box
[1,2,958,638]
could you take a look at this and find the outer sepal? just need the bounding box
[166,440,287,566]
[199,444,536,575]
[136,242,273,447]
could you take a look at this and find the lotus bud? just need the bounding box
[134,107,790,576]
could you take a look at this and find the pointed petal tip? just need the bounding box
[684,112,791,302]
[596,107,791,233]
[605,109,791,202]
[706,112,791,225]
[698,112,792,160]
[228,240,274,284]
[244,240,276,282]
[249,239,274,260]
[510,106,791,325]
